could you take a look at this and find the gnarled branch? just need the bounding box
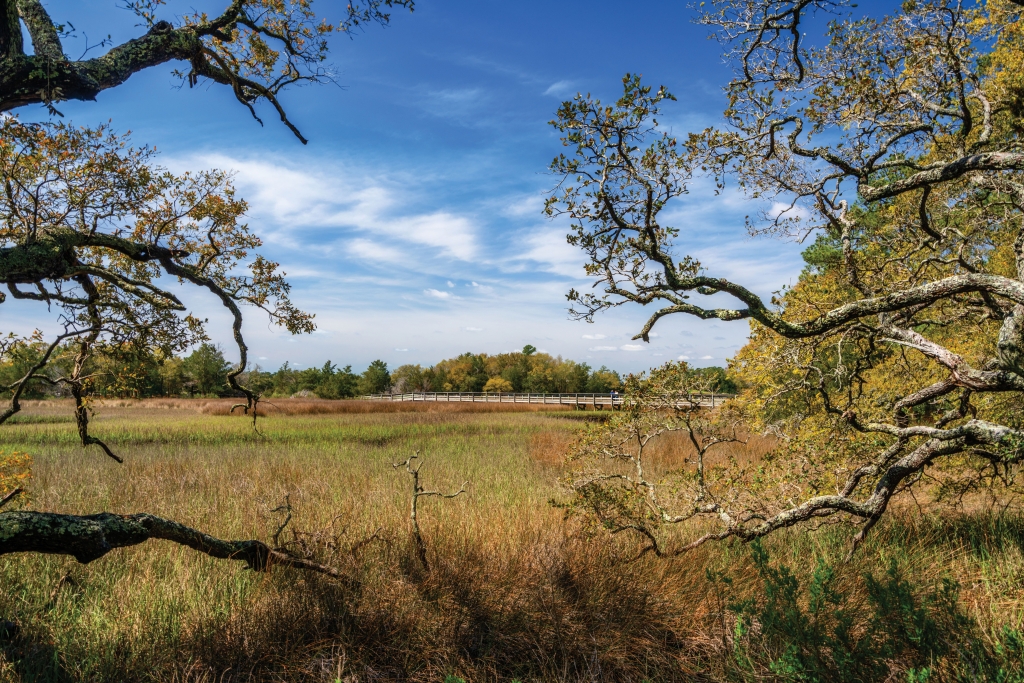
[0,510,341,576]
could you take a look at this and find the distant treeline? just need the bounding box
[0,341,735,400]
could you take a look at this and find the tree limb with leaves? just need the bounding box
[549,0,1024,554]
[0,117,327,572]
[0,0,413,142]
[561,362,751,559]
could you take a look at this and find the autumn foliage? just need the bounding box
[0,450,30,501]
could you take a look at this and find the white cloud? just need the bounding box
[504,195,544,217]
[395,348,409,352]
[189,154,480,261]
[678,355,690,360]
[700,355,714,360]
[130,141,805,378]
[543,80,576,97]
[380,211,477,261]
[348,238,406,264]
[768,201,812,222]
[510,227,583,277]
[463,280,495,294]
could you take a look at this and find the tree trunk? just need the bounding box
[0,510,340,576]
[0,0,21,61]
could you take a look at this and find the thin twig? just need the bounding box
[0,488,23,510]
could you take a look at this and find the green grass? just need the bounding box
[1,402,1024,682]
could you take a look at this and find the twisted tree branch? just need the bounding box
[0,510,341,576]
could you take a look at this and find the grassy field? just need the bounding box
[1,400,1024,682]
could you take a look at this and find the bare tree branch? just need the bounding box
[0,510,341,577]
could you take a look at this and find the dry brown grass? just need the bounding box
[17,397,579,416]
[641,429,777,471]
[1,404,1023,682]
[210,398,578,416]
[529,430,575,469]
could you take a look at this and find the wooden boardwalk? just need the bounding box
[361,391,732,409]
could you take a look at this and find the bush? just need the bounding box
[714,541,1024,682]
[0,450,31,506]
[483,377,513,393]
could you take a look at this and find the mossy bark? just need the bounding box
[0,0,22,60]
[0,0,205,113]
[0,510,341,576]
[0,237,76,284]
[0,26,201,112]
[0,231,190,287]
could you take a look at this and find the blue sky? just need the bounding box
[6,0,852,374]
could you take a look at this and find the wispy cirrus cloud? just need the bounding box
[348,238,407,264]
[543,80,577,98]
[186,154,481,262]
[508,226,584,277]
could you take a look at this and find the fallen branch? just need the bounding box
[0,510,340,577]
[0,487,22,510]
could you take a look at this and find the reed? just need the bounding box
[0,401,1021,681]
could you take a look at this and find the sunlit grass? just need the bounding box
[1,400,1023,681]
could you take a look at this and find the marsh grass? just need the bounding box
[0,400,1022,681]
[21,398,579,416]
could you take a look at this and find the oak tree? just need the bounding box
[550,0,1024,552]
[0,118,336,574]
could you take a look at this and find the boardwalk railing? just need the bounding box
[360,391,734,409]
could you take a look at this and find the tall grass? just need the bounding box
[0,401,1022,681]
[13,398,579,416]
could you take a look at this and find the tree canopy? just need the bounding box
[0,114,349,572]
[0,117,312,456]
[390,350,623,394]
[552,0,1024,551]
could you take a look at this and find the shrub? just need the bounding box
[714,541,1024,682]
[482,377,513,393]
[0,450,31,505]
